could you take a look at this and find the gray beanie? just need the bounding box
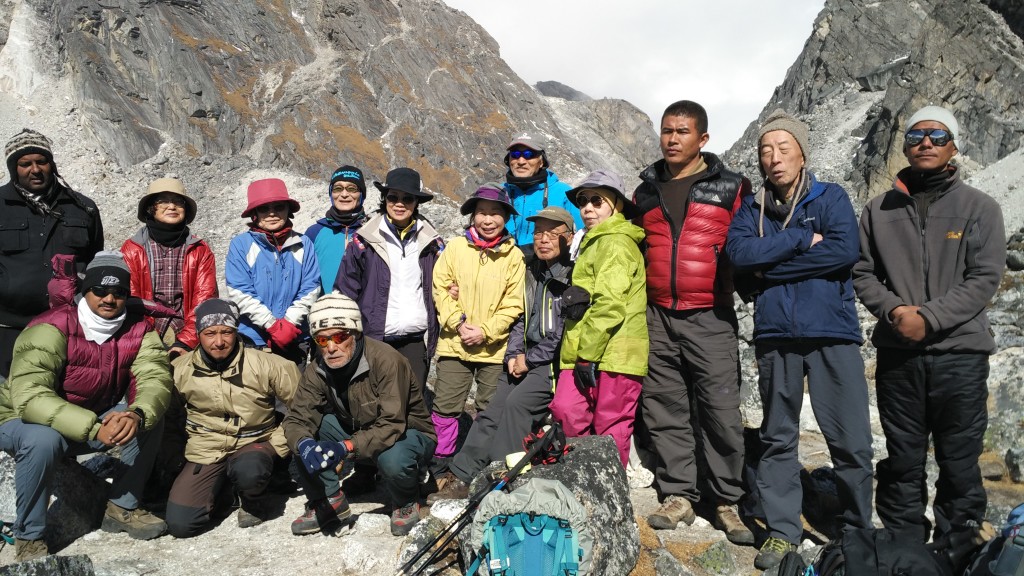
[757,109,810,167]
[82,251,130,293]
[905,105,959,148]
[308,292,362,334]
[194,298,240,334]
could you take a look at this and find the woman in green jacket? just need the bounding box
[550,170,648,467]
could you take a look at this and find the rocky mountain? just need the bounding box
[724,0,1024,203]
[0,0,657,258]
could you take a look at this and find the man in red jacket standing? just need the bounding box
[633,100,753,545]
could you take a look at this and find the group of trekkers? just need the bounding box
[0,97,1005,572]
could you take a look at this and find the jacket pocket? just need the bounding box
[61,218,91,248]
[0,219,29,253]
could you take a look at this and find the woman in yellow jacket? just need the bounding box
[432,183,525,459]
[550,170,648,467]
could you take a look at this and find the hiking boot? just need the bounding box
[237,497,268,529]
[425,472,469,505]
[101,501,168,540]
[291,490,352,535]
[391,502,420,536]
[646,495,695,530]
[754,536,798,571]
[715,504,755,545]
[14,538,48,562]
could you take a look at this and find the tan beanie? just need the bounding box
[757,108,810,168]
[308,292,362,334]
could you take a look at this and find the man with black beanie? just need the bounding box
[304,165,370,293]
[0,128,104,377]
[854,104,1006,546]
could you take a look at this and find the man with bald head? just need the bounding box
[854,105,1006,545]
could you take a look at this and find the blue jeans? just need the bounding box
[295,414,435,508]
[0,403,164,540]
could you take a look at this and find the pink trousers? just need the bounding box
[549,369,642,467]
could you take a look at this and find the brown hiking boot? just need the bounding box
[425,472,469,505]
[714,504,755,545]
[101,501,168,540]
[237,497,268,528]
[646,495,696,530]
[14,538,48,562]
[391,502,421,536]
[291,490,352,535]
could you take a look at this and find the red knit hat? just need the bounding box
[241,178,301,218]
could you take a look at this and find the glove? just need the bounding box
[561,286,591,322]
[573,360,598,389]
[296,438,348,474]
[267,318,302,350]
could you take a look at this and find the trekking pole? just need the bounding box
[394,422,561,576]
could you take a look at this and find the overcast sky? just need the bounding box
[442,0,826,153]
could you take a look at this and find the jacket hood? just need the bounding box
[356,213,441,258]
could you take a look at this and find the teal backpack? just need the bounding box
[466,478,592,576]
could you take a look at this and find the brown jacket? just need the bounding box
[284,337,435,459]
[169,346,300,464]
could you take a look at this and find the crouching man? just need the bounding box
[164,298,300,537]
[283,293,436,536]
[0,251,172,561]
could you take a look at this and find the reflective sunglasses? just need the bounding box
[508,149,541,160]
[332,184,361,195]
[904,128,953,147]
[386,193,416,205]
[88,285,129,299]
[313,330,354,347]
[575,194,606,209]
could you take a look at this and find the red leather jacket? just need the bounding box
[633,153,749,311]
[121,228,218,350]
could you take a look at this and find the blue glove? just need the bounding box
[573,360,598,389]
[296,438,348,474]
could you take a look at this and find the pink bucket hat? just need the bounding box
[241,178,301,218]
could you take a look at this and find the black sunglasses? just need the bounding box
[905,128,953,147]
[89,285,129,299]
[508,149,541,160]
[575,194,606,209]
[386,193,416,205]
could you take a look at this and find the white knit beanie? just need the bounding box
[906,105,960,147]
[308,293,362,334]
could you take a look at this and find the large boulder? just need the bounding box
[0,554,95,575]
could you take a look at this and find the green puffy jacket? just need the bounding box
[0,321,172,443]
[559,213,648,376]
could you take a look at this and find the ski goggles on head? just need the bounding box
[508,149,542,160]
[904,128,953,147]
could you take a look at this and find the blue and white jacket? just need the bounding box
[225,229,322,347]
[726,172,862,343]
[504,170,584,249]
[304,215,367,293]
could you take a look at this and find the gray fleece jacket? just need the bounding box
[853,166,1006,353]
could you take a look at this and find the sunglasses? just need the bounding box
[332,184,361,195]
[508,149,541,160]
[313,330,354,347]
[89,286,129,299]
[905,128,953,147]
[255,202,290,214]
[575,194,607,209]
[386,193,416,205]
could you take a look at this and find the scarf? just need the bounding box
[757,169,810,237]
[77,297,126,344]
[199,342,240,373]
[505,169,546,191]
[14,180,60,216]
[465,226,505,251]
[146,218,189,247]
[325,206,366,228]
[323,336,365,415]
[903,166,955,225]
[248,222,293,250]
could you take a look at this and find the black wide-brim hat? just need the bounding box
[372,167,433,201]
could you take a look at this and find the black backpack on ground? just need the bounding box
[812,528,953,576]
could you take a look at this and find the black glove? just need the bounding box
[297,438,348,474]
[561,286,591,322]
[573,360,598,389]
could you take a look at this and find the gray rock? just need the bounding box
[0,554,95,575]
[650,548,696,576]
[535,81,592,102]
[1006,448,1024,483]
[692,540,737,575]
[982,457,1008,481]
[464,435,639,576]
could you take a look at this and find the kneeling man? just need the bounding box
[0,251,172,561]
[284,293,436,536]
[165,298,300,537]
